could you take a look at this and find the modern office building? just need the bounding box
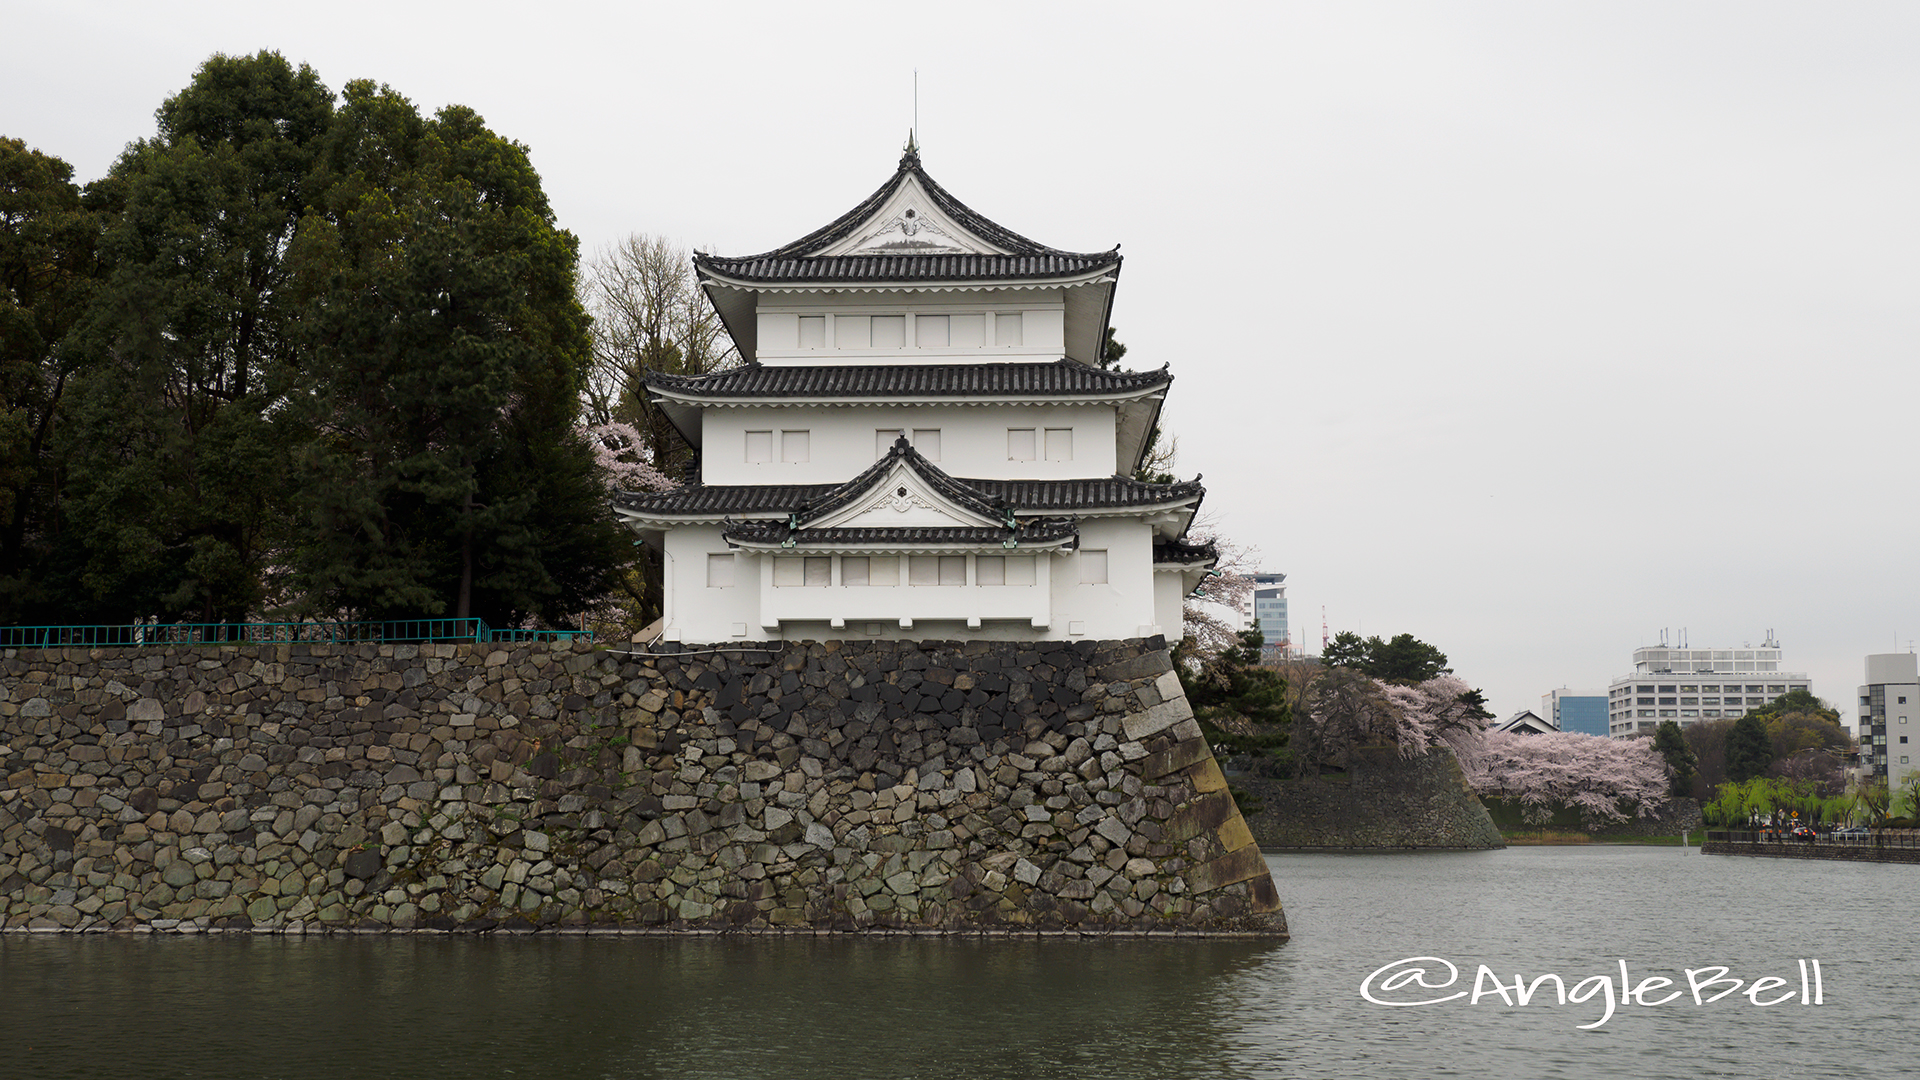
[1542,689,1609,738]
[1606,642,1812,737]
[1858,653,1919,794]
[1244,571,1289,656]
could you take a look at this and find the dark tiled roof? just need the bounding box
[791,439,1006,526]
[721,520,1078,548]
[695,147,1119,284]
[699,253,1116,283]
[962,476,1205,511]
[1153,538,1219,565]
[721,145,1121,263]
[646,359,1170,400]
[611,483,841,514]
[613,460,1205,519]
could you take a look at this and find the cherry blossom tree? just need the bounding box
[1289,670,1487,777]
[1179,512,1255,664]
[1451,729,1670,826]
[578,233,738,478]
[584,421,675,494]
[576,420,675,639]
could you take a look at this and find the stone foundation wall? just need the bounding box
[1234,746,1505,850]
[0,638,1284,935]
[1702,840,1920,865]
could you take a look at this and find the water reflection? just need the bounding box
[4,847,1915,1080]
[0,935,1282,1080]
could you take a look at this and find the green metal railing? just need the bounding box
[0,618,592,649]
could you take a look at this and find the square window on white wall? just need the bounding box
[773,558,804,587]
[938,555,966,585]
[707,554,734,588]
[804,557,831,586]
[782,430,809,463]
[1008,428,1036,461]
[869,556,899,586]
[842,556,871,586]
[913,429,941,460]
[908,555,939,585]
[1079,549,1108,585]
[995,312,1023,346]
[746,431,772,463]
[1005,555,1035,585]
[837,315,871,349]
[798,316,826,349]
[977,556,1005,586]
[980,553,1035,586]
[872,315,905,348]
[1045,428,1072,461]
[950,314,985,347]
[916,314,949,347]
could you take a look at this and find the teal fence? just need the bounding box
[0,618,592,649]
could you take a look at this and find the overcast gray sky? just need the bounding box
[8,1,1917,720]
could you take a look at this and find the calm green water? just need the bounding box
[0,847,1910,1079]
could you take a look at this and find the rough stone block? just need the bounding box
[1248,873,1283,914]
[1093,816,1132,846]
[1162,791,1235,843]
[1186,758,1228,795]
[1140,738,1211,781]
[1216,814,1254,853]
[1100,651,1171,683]
[1187,844,1268,895]
[1152,670,1183,703]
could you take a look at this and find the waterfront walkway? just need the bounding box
[1703,829,1920,865]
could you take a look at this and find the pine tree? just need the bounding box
[1650,720,1698,798]
[1724,713,1774,785]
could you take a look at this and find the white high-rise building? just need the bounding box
[1858,653,1919,794]
[1238,571,1289,655]
[1606,641,1811,737]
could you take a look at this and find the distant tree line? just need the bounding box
[0,52,629,630]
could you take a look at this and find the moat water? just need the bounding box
[2,847,1910,1079]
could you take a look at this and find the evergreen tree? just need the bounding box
[1724,712,1774,784]
[1180,629,1291,770]
[0,137,108,621]
[1322,630,1453,682]
[55,51,331,623]
[285,81,626,625]
[1650,719,1698,798]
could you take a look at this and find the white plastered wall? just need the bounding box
[1154,570,1189,644]
[658,517,1169,644]
[704,404,1118,484]
[661,524,759,643]
[755,289,1065,364]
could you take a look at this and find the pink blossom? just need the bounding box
[1450,729,1670,825]
[584,422,675,493]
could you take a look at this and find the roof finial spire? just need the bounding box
[902,70,921,165]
